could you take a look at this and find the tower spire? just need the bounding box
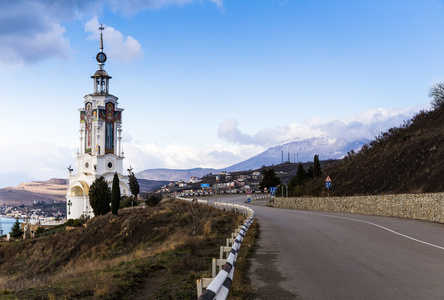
[99,24,104,53]
[93,23,109,94]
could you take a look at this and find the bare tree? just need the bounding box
[428,82,444,109]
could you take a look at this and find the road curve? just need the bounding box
[218,195,444,300]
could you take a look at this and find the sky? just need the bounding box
[1,0,443,188]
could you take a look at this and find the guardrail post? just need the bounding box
[176,196,255,300]
[220,246,231,259]
[197,278,213,297]
[212,258,217,278]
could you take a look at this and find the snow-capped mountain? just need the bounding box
[136,136,367,181]
[224,136,367,172]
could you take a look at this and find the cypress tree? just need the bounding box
[313,154,322,178]
[295,162,307,185]
[111,173,121,215]
[89,176,111,216]
[10,218,23,238]
[259,168,281,191]
[307,166,314,179]
[128,171,140,198]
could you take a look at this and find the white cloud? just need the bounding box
[217,119,255,145]
[0,137,76,188]
[0,0,220,66]
[209,0,223,8]
[217,106,423,146]
[0,2,71,66]
[85,17,144,62]
[123,141,263,172]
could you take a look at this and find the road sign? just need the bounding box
[247,198,251,203]
[270,187,277,196]
[247,190,252,195]
[325,176,332,189]
[201,183,210,188]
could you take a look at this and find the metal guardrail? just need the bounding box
[176,197,255,300]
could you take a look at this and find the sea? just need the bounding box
[0,217,17,235]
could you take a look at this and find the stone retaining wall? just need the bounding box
[272,193,444,223]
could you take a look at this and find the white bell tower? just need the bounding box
[66,25,130,219]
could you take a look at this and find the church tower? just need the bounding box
[66,25,130,219]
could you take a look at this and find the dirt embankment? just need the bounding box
[0,200,247,299]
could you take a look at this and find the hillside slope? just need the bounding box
[0,200,243,299]
[325,107,444,196]
[0,178,167,206]
[0,179,67,205]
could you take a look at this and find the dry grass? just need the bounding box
[228,219,259,300]
[0,200,243,299]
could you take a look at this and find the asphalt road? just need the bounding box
[218,195,444,300]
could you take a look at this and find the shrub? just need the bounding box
[146,194,161,207]
[120,196,136,208]
[65,219,83,227]
[35,226,46,236]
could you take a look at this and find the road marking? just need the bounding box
[300,211,444,251]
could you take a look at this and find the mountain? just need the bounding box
[136,168,217,182]
[138,179,172,193]
[136,136,366,182]
[0,179,68,205]
[224,136,367,172]
[0,178,169,206]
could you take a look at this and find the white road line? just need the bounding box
[300,211,444,251]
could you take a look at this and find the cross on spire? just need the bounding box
[99,24,105,52]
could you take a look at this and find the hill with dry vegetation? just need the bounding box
[0,178,169,206]
[0,200,257,299]
[321,107,444,196]
[0,179,67,205]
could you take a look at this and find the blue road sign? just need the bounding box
[247,198,251,203]
[270,187,277,196]
[325,182,332,189]
[201,183,210,187]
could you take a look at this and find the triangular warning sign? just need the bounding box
[325,176,331,182]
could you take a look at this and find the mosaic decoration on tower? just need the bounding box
[83,102,93,153]
[105,102,115,153]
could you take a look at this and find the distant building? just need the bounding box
[190,177,201,183]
